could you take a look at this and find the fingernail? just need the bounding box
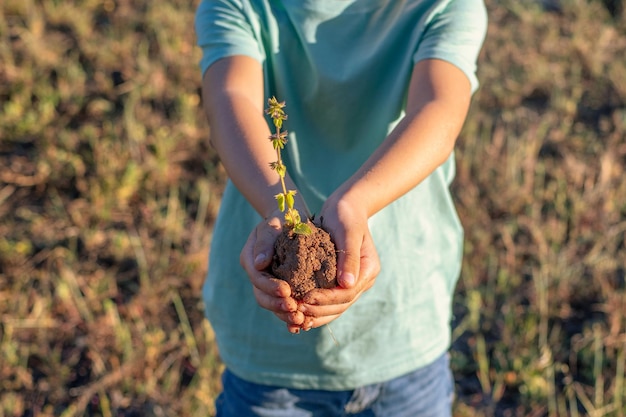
[254,253,266,264]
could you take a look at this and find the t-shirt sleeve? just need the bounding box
[413,0,488,93]
[194,0,264,77]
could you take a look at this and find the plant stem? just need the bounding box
[275,125,288,198]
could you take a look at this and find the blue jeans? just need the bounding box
[215,352,454,417]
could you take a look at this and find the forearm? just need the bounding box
[335,100,466,217]
[202,57,308,219]
[330,59,471,217]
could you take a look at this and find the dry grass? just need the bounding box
[0,0,625,416]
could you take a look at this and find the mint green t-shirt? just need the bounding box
[195,0,487,390]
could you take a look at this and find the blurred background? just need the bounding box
[0,0,624,416]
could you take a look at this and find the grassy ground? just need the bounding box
[1,0,625,416]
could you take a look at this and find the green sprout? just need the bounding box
[266,97,311,235]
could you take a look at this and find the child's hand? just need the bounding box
[297,196,381,329]
[239,212,307,333]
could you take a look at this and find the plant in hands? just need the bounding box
[264,97,338,304]
[266,97,311,236]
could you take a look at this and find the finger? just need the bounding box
[335,235,361,290]
[299,249,379,319]
[251,270,293,298]
[300,286,357,307]
[274,310,305,327]
[359,230,381,283]
[241,232,292,298]
[253,220,281,270]
[253,293,304,328]
[301,316,314,331]
[298,300,353,318]
[309,314,342,329]
[252,285,298,313]
[286,315,314,332]
[287,323,303,334]
[240,229,265,275]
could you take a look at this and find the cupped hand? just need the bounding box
[298,196,381,330]
[240,212,306,333]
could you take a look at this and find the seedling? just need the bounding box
[266,97,312,235]
[265,97,337,342]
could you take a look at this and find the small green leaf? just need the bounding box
[286,191,295,210]
[275,163,286,178]
[293,222,312,235]
[288,208,301,224]
[270,132,288,149]
[265,97,287,122]
[284,209,298,227]
[275,193,285,212]
[272,140,281,150]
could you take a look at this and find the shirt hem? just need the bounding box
[224,336,451,391]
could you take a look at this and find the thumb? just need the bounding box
[336,237,360,289]
[253,221,281,270]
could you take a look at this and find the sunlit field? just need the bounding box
[1,0,625,415]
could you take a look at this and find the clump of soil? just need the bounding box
[271,222,337,299]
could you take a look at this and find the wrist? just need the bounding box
[328,183,374,220]
[322,189,371,227]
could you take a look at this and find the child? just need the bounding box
[195,0,487,415]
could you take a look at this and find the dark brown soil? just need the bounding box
[271,222,337,299]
